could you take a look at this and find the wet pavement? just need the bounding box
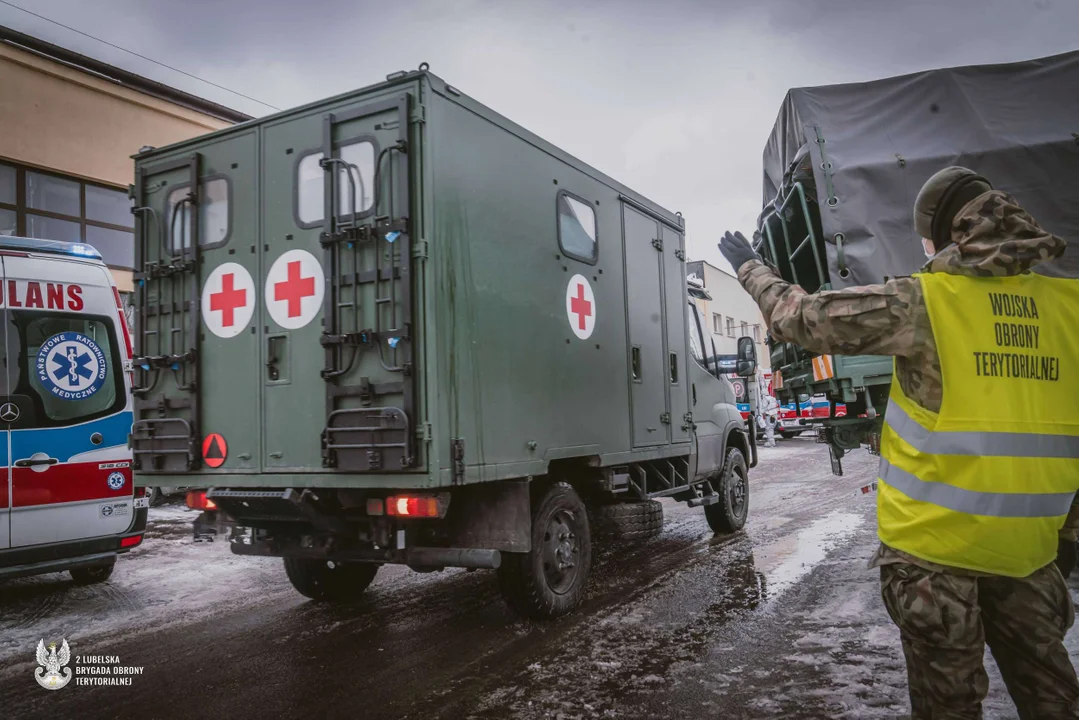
[2,437,1077,719]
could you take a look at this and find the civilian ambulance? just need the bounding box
[0,236,146,585]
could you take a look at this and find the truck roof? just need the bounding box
[134,68,683,230]
[762,50,1079,287]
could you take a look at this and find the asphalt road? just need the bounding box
[2,438,1076,719]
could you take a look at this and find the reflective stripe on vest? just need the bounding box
[885,398,1079,459]
[879,457,1074,518]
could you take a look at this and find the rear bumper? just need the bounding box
[0,506,148,580]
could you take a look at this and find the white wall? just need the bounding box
[688,260,770,371]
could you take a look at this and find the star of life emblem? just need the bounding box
[35,638,72,690]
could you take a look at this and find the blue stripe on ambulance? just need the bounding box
[9,411,133,463]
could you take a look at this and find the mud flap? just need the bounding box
[829,445,844,477]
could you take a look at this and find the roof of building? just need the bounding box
[0,24,252,124]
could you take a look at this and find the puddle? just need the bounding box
[753,511,865,599]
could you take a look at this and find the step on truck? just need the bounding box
[753,50,1079,475]
[130,64,759,618]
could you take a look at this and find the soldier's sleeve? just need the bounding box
[736,260,923,358]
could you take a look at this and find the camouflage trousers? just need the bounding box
[881,561,1079,719]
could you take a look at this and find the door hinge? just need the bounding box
[660,412,671,424]
[411,104,427,125]
[651,238,663,251]
[416,422,432,441]
[682,411,695,431]
[674,249,685,261]
[451,438,465,484]
[412,239,429,259]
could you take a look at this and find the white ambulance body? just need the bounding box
[0,236,147,584]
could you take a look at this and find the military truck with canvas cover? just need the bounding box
[753,50,1079,473]
[130,65,758,618]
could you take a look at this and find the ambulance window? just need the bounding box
[12,313,124,427]
[557,192,597,263]
[296,141,376,226]
[167,178,230,252]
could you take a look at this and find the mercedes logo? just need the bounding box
[0,403,19,423]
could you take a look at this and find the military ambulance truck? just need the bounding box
[129,65,758,618]
[753,51,1079,475]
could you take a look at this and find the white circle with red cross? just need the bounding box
[201,263,256,338]
[265,249,325,330]
[565,274,596,340]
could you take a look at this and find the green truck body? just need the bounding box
[129,67,757,616]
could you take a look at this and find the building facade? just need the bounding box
[687,259,770,371]
[0,26,249,317]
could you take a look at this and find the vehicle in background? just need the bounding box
[0,237,146,584]
[753,52,1078,474]
[131,66,758,619]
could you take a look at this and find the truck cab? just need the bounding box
[0,236,146,584]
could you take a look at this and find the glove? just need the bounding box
[719,231,760,272]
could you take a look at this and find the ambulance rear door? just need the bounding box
[5,254,134,548]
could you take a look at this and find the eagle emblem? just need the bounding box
[35,639,72,690]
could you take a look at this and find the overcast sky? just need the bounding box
[4,0,1077,272]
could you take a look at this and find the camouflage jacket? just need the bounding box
[737,191,1076,572]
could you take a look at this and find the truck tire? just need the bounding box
[283,558,379,602]
[148,487,167,507]
[591,500,663,543]
[497,481,592,619]
[70,560,115,585]
[704,447,749,535]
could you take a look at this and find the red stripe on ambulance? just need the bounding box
[11,463,130,507]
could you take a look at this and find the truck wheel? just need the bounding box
[148,487,166,507]
[283,558,379,602]
[591,500,663,543]
[779,431,797,440]
[705,447,749,534]
[70,560,115,585]
[497,481,592,619]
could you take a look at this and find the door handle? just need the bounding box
[15,457,58,468]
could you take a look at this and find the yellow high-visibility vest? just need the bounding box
[877,271,1079,577]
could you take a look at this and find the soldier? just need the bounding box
[720,166,1079,719]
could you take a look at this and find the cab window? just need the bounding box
[7,312,124,427]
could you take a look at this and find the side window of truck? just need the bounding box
[166,178,230,252]
[687,301,707,366]
[557,191,597,263]
[296,141,377,227]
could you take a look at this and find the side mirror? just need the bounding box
[736,336,757,377]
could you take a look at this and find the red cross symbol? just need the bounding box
[274,261,316,318]
[209,273,247,327]
[570,282,592,331]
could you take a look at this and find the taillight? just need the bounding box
[120,534,143,548]
[186,490,217,511]
[385,495,442,518]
